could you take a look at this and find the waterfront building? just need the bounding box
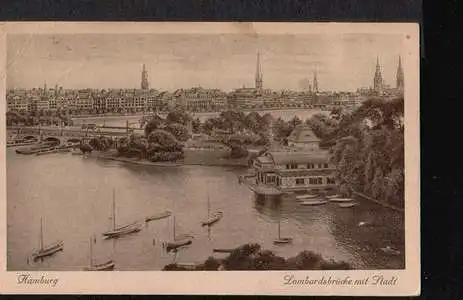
[227,88,263,109]
[74,89,94,112]
[287,125,320,151]
[252,150,336,192]
[6,90,29,112]
[175,87,227,112]
[92,90,107,112]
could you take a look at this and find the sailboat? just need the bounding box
[273,218,293,245]
[102,189,142,239]
[164,216,193,252]
[201,192,223,227]
[31,217,64,261]
[84,235,115,271]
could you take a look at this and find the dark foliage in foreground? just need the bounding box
[163,243,351,271]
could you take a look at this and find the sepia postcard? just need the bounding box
[0,22,420,295]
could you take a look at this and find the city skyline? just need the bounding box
[7,33,405,92]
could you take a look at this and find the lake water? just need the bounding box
[71,109,328,127]
[7,148,404,271]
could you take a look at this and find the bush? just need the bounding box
[229,145,249,159]
[148,151,183,162]
[162,243,352,271]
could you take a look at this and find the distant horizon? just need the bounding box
[7,33,405,92]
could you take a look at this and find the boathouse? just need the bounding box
[252,150,336,192]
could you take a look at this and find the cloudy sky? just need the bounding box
[7,33,405,91]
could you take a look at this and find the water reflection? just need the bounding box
[7,150,404,270]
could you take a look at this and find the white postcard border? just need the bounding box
[0,22,420,296]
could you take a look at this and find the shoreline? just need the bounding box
[70,108,325,121]
[351,188,404,213]
[93,152,249,168]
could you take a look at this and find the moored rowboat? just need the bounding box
[300,200,328,206]
[328,198,353,203]
[338,203,358,208]
[295,194,319,201]
[201,211,223,226]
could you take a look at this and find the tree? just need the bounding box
[143,114,164,136]
[166,109,191,126]
[147,129,182,151]
[192,118,201,133]
[164,123,190,142]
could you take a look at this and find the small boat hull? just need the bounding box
[300,200,328,206]
[103,224,141,239]
[145,211,172,222]
[295,194,318,201]
[32,241,64,261]
[329,198,354,203]
[201,212,223,226]
[273,237,293,245]
[338,203,358,208]
[165,239,192,252]
[84,260,116,271]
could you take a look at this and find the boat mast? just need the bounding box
[112,189,116,230]
[89,236,94,268]
[207,191,210,218]
[278,219,281,239]
[173,216,176,240]
[39,217,44,250]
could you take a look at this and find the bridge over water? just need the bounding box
[7,126,144,145]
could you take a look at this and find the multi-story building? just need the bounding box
[175,87,227,112]
[252,150,336,192]
[227,88,263,108]
[105,89,123,111]
[74,90,93,111]
[251,126,336,193]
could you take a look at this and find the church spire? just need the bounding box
[373,56,384,92]
[396,55,404,90]
[313,71,319,93]
[255,51,263,89]
[141,64,149,90]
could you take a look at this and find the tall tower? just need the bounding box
[373,57,384,92]
[373,56,384,92]
[396,56,404,90]
[255,51,263,89]
[313,71,319,93]
[141,64,149,90]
